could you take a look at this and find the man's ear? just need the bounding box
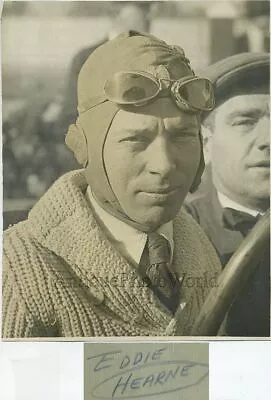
[65,121,88,167]
[201,124,212,165]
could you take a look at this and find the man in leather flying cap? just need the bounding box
[186,52,270,337]
[3,32,221,338]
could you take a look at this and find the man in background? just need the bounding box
[186,53,270,336]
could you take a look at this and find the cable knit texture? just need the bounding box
[3,170,221,338]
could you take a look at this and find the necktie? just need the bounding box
[140,232,180,313]
[222,208,260,236]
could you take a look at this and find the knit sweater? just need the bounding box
[3,170,221,338]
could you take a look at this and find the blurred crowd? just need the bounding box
[3,91,78,199]
[2,1,269,202]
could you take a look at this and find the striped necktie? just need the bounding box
[140,232,180,313]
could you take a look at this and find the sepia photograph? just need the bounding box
[2,0,270,338]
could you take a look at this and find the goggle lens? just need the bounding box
[104,72,159,105]
[176,79,215,110]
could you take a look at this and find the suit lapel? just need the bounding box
[209,189,243,263]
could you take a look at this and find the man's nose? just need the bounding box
[255,117,270,151]
[146,136,176,176]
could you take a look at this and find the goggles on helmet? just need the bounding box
[103,70,215,112]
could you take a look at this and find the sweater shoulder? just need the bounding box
[4,220,56,266]
[4,221,56,292]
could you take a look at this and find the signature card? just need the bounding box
[84,342,209,400]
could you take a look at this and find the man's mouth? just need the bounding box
[249,161,270,168]
[141,185,181,194]
[148,187,180,194]
[138,187,181,201]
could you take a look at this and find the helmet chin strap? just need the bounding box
[91,188,159,233]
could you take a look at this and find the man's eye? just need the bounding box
[119,135,149,143]
[232,118,257,126]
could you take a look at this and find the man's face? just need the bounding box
[103,98,201,230]
[209,93,270,209]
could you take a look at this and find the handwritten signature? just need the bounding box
[86,347,208,399]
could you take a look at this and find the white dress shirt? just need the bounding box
[217,192,264,217]
[86,186,174,266]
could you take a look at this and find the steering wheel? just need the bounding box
[190,209,270,336]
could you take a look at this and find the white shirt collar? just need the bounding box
[217,192,264,217]
[86,186,174,265]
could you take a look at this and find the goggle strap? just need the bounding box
[78,95,107,113]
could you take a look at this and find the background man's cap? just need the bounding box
[199,52,270,109]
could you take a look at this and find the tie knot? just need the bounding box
[147,232,170,265]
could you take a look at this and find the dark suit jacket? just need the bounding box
[185,189,270,337]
